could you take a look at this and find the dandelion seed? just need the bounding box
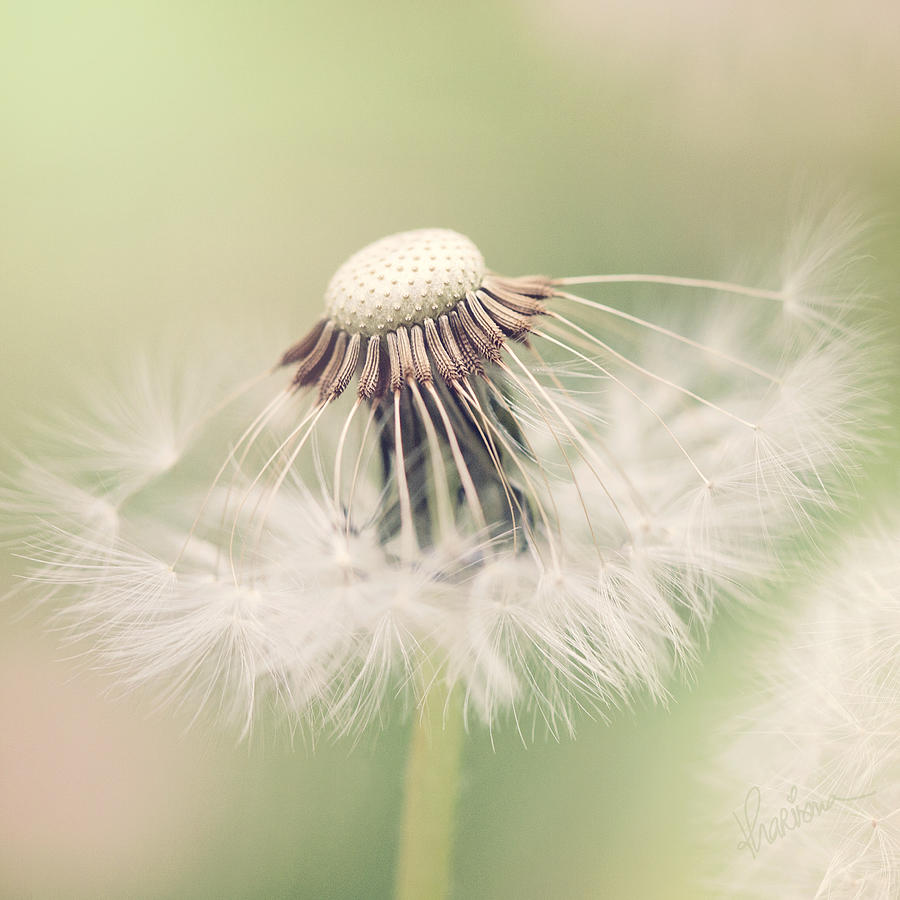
[4,217,877,736]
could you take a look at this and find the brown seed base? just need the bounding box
[280,275,553,404]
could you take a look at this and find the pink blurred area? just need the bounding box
[0,631,226,898]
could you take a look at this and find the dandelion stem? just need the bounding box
[395,673,464,900]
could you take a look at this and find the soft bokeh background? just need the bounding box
[1,2,897,897]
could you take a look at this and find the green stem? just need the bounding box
[394,675,465,900]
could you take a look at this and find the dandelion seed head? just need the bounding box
[4,208,882,738]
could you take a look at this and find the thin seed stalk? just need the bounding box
[394,671,465,900]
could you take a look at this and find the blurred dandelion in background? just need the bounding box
[3,207,877,740]
[706,517,900,899]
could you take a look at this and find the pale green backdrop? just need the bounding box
[1,2,898,898]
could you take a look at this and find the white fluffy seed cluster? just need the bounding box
[324,228,485,336]
[1,207,879,739]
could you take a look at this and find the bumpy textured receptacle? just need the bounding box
[279,228,553,403]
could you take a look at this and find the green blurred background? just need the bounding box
[1,2,897,897]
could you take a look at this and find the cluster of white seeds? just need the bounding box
[3,207,877,740]
[324,228,485,336]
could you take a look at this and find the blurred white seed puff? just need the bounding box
[2,212,878,738]
[707,519,900,900]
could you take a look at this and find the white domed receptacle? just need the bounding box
[324,229,486,337]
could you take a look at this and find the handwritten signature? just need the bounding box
[734,785,875,858]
